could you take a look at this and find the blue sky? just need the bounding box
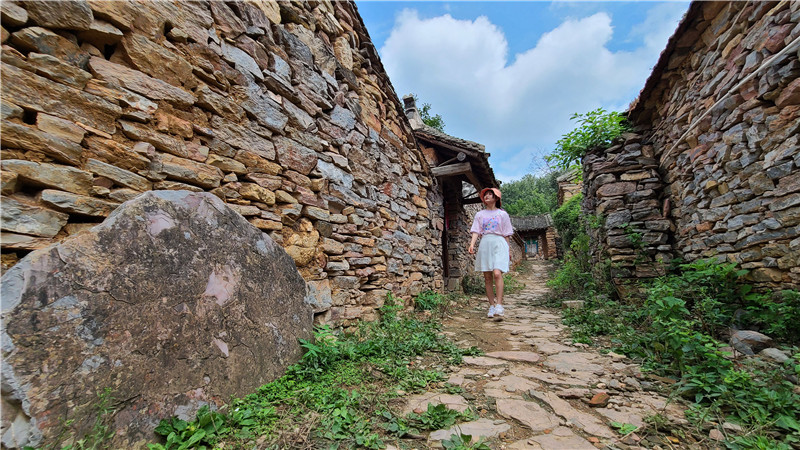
[354,1,690,183]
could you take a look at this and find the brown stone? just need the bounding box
[84,137,151,172]
[1,64,120,134]
[1,120,83,166]
[85,159,151,191]
[274,136,318,175]
[150,153,224,189]
[588,392,610,407]
[35,113,86,143]
[88,56,195,107]
[27,52,93,89]
[1,2,28,27]
[120,34,194,88]
[77,19,123,46]
[2,160,93,195]
[776,78,800,109]
[11,26,90,68]
[119,120,188,158]
[596,182,636,197]
[210,117,276,160]
[24,1,94,30]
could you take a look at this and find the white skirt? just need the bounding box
[474,234,509,273]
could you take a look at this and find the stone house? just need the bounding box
[512,214,557,260]
[582,1,800,294]
[402,96,504,290]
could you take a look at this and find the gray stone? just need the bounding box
[606,210,632,228]
[304,279,332,313]
[40,190,120,217]
[0,191,312,448]
[85,159,151,192]
[769,193,800,211]
[767,161,794,180]
[241,91,288,133]
[759,348,790,363]
[0,196,68,238]
[402,392,470,415]
[730,330,774,355]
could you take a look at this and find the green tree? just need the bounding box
[501,171,561,216]
[545,108,628,172]
[413,94,445,132]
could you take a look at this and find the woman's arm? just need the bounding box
[468,232,479,254]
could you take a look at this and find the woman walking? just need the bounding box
[468,187,513,318]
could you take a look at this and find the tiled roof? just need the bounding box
[414,124,486,154]
[511,214,553,231]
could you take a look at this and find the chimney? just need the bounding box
[402,94,424,129]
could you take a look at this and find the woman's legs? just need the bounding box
[483,271,495,305]
[493,269,504,306]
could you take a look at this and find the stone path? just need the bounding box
[394,261,707,449]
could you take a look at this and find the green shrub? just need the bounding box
[551,193,583,254]
[545,108,628,173]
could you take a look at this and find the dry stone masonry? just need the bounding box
[0,0,444,325]
[586,1,800,292]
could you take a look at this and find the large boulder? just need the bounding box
[1,191,313,448]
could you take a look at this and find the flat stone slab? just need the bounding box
[462,356,507,367]
[528,339,576,355]
[485,351,541,363]
[402,393,470,415]
[446,374,465,386]
[484,388,523,399]
[428,418,511,441]
[543,352,606,378]
[484,375,541,394]
[509,366,590,386]
[529,390,615,438]
[496,398,560,432]
[595,406,646,428]
[529,426,597,449]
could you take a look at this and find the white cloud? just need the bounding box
[380,5,685,182]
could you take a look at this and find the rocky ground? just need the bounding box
[395,261,717,449]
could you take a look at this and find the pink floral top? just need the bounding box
[470,209,513,237]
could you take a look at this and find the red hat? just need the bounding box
[479,187,502,207]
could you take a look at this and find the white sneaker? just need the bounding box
[495,304,505,316]
[487,305,496,318]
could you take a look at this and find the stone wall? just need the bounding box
[583,133,673,296]
[0,0,444,323]
[586,1,800,291]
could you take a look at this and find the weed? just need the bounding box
[611,421,638,436]
[461,274,485,295]
[149,296,480,448]
[407,404,464,430]
[503,272,525,295]
[557,259,800,447]
[441,433,491,450]
[149,405,227,450]
[415,290,445,311]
